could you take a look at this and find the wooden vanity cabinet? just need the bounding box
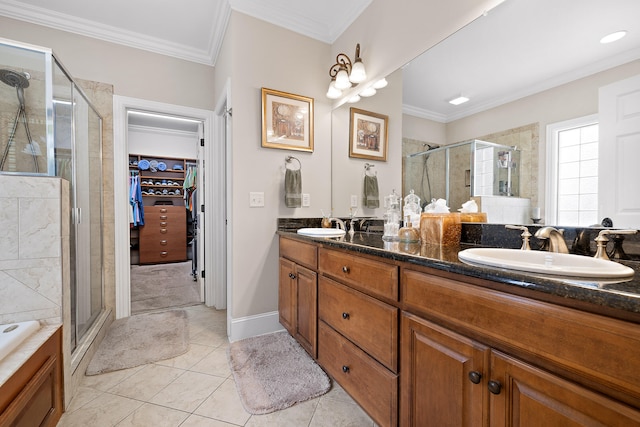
[0,327,63,427]
[400,268,640,426]
[279,237,318,358]
[317,247,399,427]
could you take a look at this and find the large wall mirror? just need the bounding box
[331,0,640,228]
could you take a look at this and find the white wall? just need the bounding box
[128,126,199,160]
[217,12,332,326]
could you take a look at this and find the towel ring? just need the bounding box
[364,163,376,176]
[285,155,301,170]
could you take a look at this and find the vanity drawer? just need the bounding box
[319,276,398,372]
[319,248,398,301]
[280,237,317,270]
[318,321,397,427]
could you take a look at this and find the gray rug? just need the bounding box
[86,310,189,375]
[131,261,200,314]
[228,331,330,414]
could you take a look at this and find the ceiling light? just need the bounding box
[449,95,470,106]
[348,95,361,103]
[359,87,377,97]
[600,30,627,44]
[373,78,388,89]
[327,43,367,97]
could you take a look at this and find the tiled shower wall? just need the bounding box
[0,175,68,325]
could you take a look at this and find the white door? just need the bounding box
[598,74,640,228]
[197,122,205,300]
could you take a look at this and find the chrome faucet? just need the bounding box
[534,227,569,253]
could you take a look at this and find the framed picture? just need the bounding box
[261,88,314,152]
[349,108,389,161]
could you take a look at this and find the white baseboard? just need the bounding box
[228,310,284,342]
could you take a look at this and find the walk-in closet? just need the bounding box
[127,111,202,314]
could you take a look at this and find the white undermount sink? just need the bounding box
[297,228,346,238]
[458,248,635,279]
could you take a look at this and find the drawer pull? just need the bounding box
[342,312,350,320]
[289,273,296,279]
[342,266,350,273]
[160,208,168,213]
[160,215,168,220]
[160,221,167,227]
[342,365,350,373]
[160,228,167,234]
[160,240,168,246]
[160,251,168,257]
[468,371,482,384]
[488,380,502,395]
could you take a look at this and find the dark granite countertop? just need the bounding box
[277,223,640,323]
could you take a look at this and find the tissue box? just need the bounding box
[459,212,487,223]
[420,212,462,246]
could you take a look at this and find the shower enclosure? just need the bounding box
[404,139,521,211]
[0,38,104,353]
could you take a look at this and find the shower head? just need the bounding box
[0,69,30,89]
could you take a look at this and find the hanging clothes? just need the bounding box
[183,166,197,211]
[129,173,145,226]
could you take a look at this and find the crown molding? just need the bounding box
[0,0,231,65]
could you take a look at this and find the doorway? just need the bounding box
[127,110,202,314]
[113,95,219,319]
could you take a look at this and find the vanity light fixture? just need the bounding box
[359,87,377,97]
[449,95,470,105]
[372,78,388,89]
[327,43,367,94]
[600,30,627,44]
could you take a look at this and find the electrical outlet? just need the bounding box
[249,192,264,207]
[350,194,358,208]
[302,193,311,207]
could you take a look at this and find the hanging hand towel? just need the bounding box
[285,168,302,208]
[363,174,380,208]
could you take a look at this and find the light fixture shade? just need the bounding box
[348,95,361,103]
[335,68,351,90]
[326,81,342,99]
[359,87,377,97]
[349,59,367,83]
[373,78,388,89]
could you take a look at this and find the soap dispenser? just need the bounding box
[398,216,420,243]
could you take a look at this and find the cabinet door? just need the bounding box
[401,312,489,427]
[489,351,640,427]
[295,264,317,358]
[278,258,296,335]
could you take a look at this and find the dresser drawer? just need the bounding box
[319,248,398,301]
[319,276,398,372]
[318,321,397,427]
[280,237,317,270]
[139,247,186,263]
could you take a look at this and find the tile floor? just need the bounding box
[58,304,376,426]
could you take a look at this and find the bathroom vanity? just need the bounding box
[278,230,640,426]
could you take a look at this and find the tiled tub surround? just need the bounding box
[0,175,68,326]
[277,219,640,320]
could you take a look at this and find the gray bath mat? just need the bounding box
[86,310,189,375]
[227,331,330,414]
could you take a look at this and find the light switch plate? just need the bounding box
[350,195,358,208]
[302,193,311,207]
[249,192,264,207]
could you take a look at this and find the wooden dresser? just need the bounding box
[139,205,186,264]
